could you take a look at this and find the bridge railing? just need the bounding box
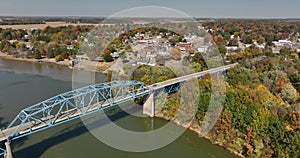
[0,147,5,156]
[5,80,151,141]
[3,63,238,142]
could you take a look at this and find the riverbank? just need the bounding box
[0,52,113,73]
[155,113,244,158]
[188,126,245,158]
[0,52,69,65]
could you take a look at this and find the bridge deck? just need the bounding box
[150,64,236,90]
[0,91,150,142]
[0,63,236,142]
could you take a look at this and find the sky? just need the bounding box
[0,0,299,18]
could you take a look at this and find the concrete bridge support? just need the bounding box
[143,93,155,117]
[4,142,13,158]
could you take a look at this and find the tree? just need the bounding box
[107,45,117,53]
[281,83,299,104]
[47,49,56,58]
[32,49,42,59]
[234,32,240,38]
[0,40,12,53]
[214,35,224,45]
[103,49,111,56]
[243,35,253,44]
[16,43,26,51]
[229,38,239,46]
[103,53,113,62]
[257,36,265,44]
[191,53,207,69]
[55,55,64,62]
[188,49,195,54]
[141,74,151,85]
[218,43,227,55]
[223,32,231,40]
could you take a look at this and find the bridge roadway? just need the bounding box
[0,92,151,142]
[0,63,237,143]
[150,63,237,90]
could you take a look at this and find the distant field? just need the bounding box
[0,22,97,30]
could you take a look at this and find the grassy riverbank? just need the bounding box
[0,52,113,73]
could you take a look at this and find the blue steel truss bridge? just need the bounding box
[0,63,237,157]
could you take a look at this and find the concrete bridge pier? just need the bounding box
[143,93,155,117]
[4,142,13,158]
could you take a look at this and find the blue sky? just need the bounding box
[0,0,299,18]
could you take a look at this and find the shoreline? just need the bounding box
[155,113,244,158]
[0,52,69,66]
[0,52,112,73]
[188,126,245,158]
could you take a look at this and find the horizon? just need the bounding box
[1,16,300,20]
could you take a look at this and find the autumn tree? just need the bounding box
[257,36,265,44]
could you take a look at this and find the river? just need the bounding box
[0,59,235,158]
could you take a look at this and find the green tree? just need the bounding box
[223,32,231,40]
[103,53,113,62]
[16,43,26,51]
[281,83,299,104]
[218,43,227,55]
[257,36,265,44]
[55,55,64,62]
[242,35,253,44]
[33,49,42,59]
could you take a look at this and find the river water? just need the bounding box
[0,59,235,158]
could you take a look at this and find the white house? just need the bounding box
[279,39,292,44]
[197,45,209,52]
[226,46,239,51]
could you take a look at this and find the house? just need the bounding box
[197,45,209,52]
[137,40,148,45]
[111,52,119,58]
[25,44,33,50]
[273,40,293,47]
[245,44,252,48]
[158,51,170,59]
[272,47,280,54]
[156,35,162,39]
[178,42,192,47]
[279,39,292,44]
[256,45,265,49]
[177,42,192,52]
[226,46,239,51]
[76,54,89,61]
[137,59,149,65]
[67,45,74,50]
[148,60,157,66]
[272,41,281,47]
